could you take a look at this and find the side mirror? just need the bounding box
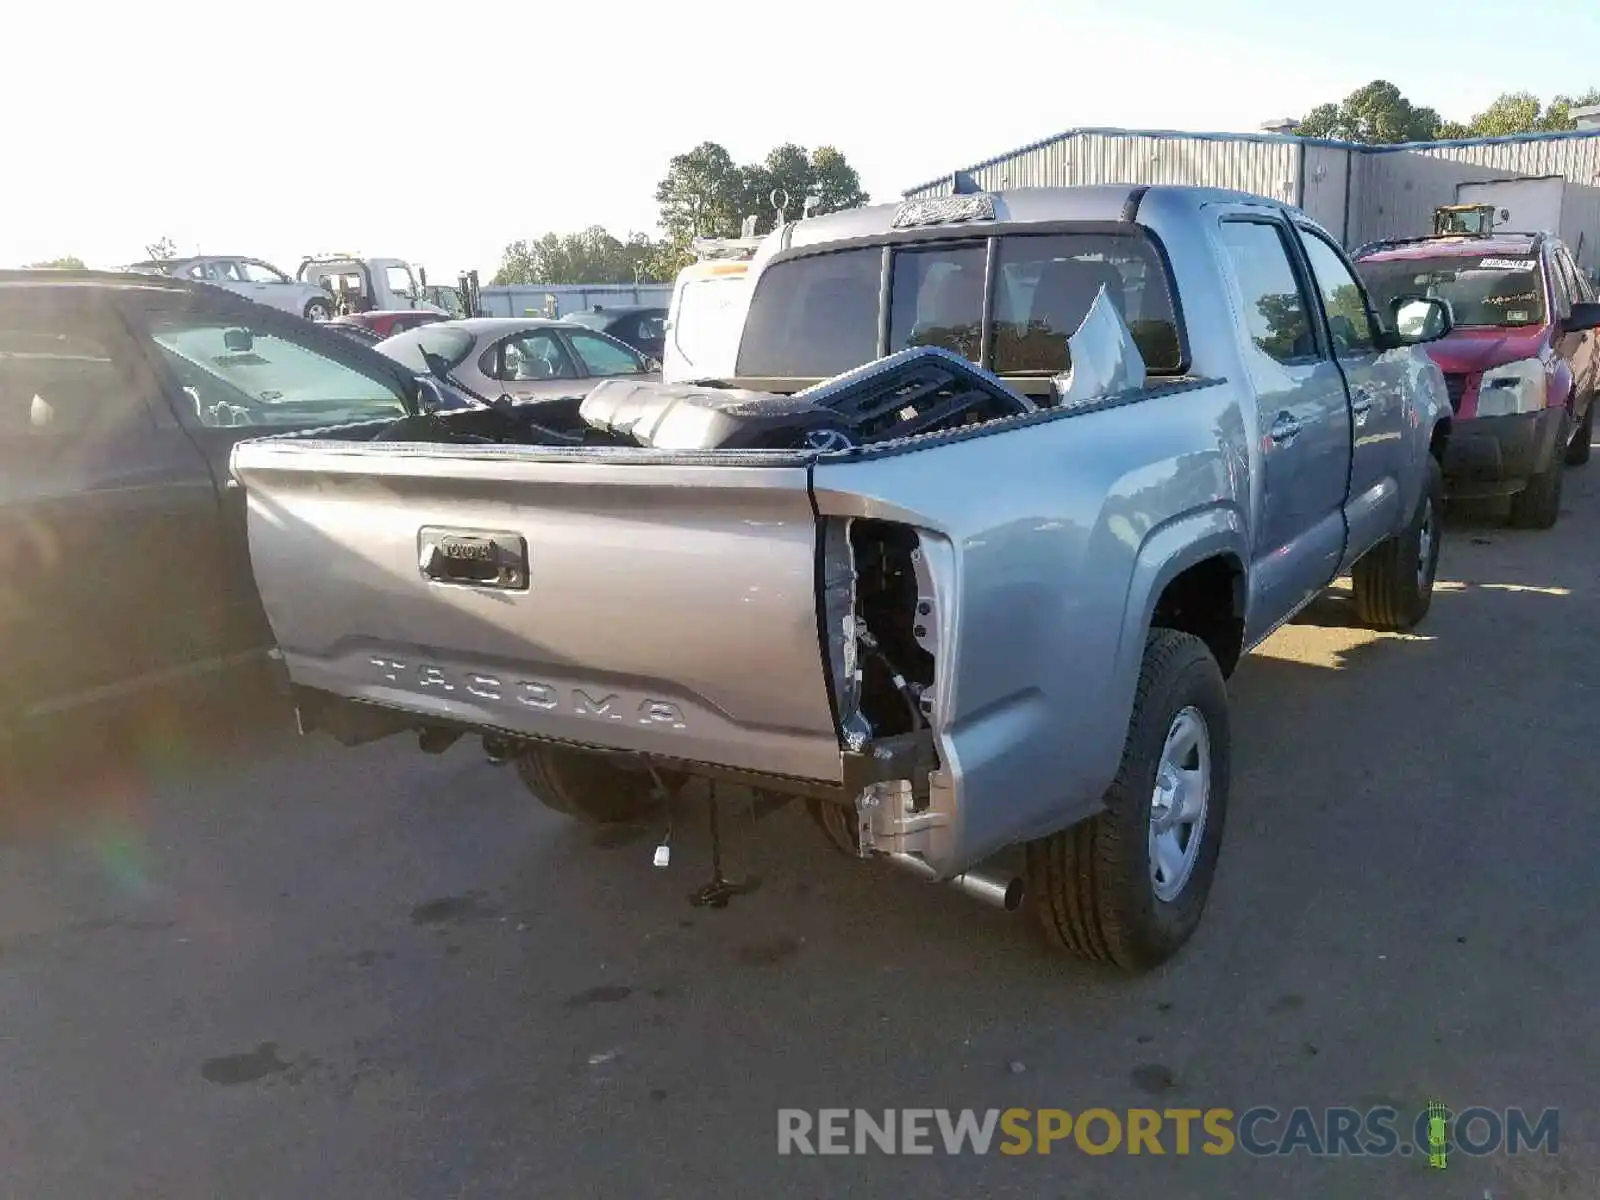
[415,376,446,414]
[1389,296,1453,345]
[1562,300,1600,333]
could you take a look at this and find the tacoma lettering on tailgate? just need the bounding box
[369,657,688,729]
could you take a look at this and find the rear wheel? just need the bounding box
[806,798,859,855]
[514,745,665,825]
[1351,455,1443,630]
[304,298,333,322]
[1024,629,1230,972]
[1508,411,1568,529]
[1566,397,1593,466]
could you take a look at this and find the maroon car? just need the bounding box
[1354,232,1598,527]
[326,310,447,340]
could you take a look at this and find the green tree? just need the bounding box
[1464,88,1600,136]
[654,142,748,241]
[27,255,85,269]
[1294,80,1442,144]
[656,141,870,239]
[143,236,178,263]
[491,227,680,286]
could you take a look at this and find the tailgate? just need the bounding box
[231,442,843,783]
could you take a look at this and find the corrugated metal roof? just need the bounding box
[903,123,1600,198]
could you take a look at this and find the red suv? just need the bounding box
[1354,232,1599,527]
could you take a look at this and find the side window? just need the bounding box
[0,296,155,436]
[139,305,409,428]
[567,330,645,377]
[637,315,666,343]
[888,243,986,363]
[384,266,415,298]
[1296,229,1378,357]
[1217,221,1318,364]
[207,260,245,283]
[488,331,578,381]
[240,260,288,284]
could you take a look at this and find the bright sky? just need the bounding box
[6,0,1597,280]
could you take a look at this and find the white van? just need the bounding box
[662,255,756,384]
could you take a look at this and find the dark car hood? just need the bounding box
[1426,326,1550,375]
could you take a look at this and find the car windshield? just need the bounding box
[1356,252,1547,328]
[376,325,476,375]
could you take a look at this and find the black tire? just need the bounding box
[806,797,860,855]
[514,744,664,825]
[304,298,333,322]
[1566,398,1593,466]
[1024,629,1230,972]
[1507,412,1568,529]
[1351,455,1443,631]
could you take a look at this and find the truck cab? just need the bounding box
[296,255,446,317]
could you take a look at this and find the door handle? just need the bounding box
[418,527,528,590]
[1269,413,1303,442]
[1350,389,1373,414]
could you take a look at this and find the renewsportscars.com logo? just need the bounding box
[777,1106,1559,1159]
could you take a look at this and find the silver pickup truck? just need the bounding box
[233,185,1456,972]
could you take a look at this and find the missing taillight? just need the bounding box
[821,518,938,747]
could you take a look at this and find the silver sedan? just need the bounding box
[374,317,660,404]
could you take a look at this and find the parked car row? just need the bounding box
[11,182,1592,979]
[124,253,462,325]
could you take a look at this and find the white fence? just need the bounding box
[476,283,674,318]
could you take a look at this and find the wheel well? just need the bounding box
[1151,556,1245,678]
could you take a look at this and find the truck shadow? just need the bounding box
[482,539,1592,1064]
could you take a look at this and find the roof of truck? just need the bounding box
[784,184,1295,252]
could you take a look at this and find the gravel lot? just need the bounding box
[2,462,1596,1199]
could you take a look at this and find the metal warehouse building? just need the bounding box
[903,115,1600,277]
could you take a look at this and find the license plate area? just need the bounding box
[418,527,529,590]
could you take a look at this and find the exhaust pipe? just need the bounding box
[886,852,1026,912]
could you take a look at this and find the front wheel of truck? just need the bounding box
[1351,455,1444,630]
[1024,629,1231,972]
[515,745,667,825]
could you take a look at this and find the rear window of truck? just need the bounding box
[736,231,1183,378]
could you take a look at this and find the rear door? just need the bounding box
[237,258,299,315]
[120,288,418,655]
[1292,221,1410,560]
[0,286,230,723]
[562,328,657,382]
[1213,215,1352,636]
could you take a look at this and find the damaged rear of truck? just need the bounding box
[233,185,1453,971]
